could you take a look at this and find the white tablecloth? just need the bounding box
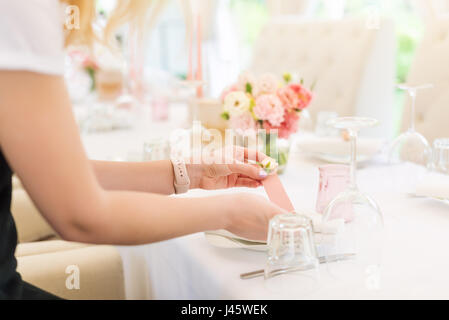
[82,108,449,299]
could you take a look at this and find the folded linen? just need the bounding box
[297,136,383,157]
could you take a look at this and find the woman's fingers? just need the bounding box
[227,163,268,180]
[243,147,269,163]
[234,177,262,188]
[231,146,268,162]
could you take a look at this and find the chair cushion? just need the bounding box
[11,189,57,243]
[15,240,91,257]
[17,243,125,300]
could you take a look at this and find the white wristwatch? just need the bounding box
[171,158,190,194]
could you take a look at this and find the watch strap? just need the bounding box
[171,158,190,194]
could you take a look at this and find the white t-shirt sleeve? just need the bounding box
[0,0,65,75]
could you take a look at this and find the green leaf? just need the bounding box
[245,82,253,94]
[300,78,304,85]
[221,112,230,120]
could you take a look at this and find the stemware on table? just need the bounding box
[264,213,320,294]
[265,213,319,280]
[143,138,171,161]
[321,117,384,282]
[316,164,352,221]
[430,138,449,175]
[388,84,433,165]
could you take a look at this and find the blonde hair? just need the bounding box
[62,0,167,47]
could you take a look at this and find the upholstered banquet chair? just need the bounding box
[11,177,126,300]
[401,17,449,144]
[250,17,396,138]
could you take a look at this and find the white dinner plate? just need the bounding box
[204,230,341,254]
[204,230,267,252]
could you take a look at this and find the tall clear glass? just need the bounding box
[322,117,384,285]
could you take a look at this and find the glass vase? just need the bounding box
[262,132,292,175]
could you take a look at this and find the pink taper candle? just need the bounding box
[195,14,203,98]
[187,19,193,81]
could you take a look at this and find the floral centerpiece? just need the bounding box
[68,49,100,92]
[221,72,314,173]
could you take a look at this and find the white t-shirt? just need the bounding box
[0,0,65,75]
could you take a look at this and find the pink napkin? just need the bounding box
[262,174,295,212]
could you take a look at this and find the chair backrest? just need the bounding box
[250,17,396,138]
[402,18,449,144]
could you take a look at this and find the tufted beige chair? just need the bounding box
[401,18,449,144]
[250,18,396,138]
[11,176,126,300]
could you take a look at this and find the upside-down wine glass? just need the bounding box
[388,84,433,165]
[114,29,140,111]
[322,117,384,284]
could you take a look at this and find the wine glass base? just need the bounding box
[321,190,384,283]
[388,130,431,165]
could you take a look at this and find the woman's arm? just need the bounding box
[91,152,269,195]
[0,71,284,244]
[91,160,176,194]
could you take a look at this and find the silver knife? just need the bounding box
[240,253,355,280]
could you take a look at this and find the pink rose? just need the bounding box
[254,94,285,127]
[257,73,278,95]
[277,86,301,111]
[288,83,313,110]
[263,111,300,139]
[229,113,257,133]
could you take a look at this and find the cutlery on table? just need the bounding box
[240,253,355,280]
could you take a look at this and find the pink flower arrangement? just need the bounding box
[288,83,313,110]
[221,72,313,139]
[229,113,258,134]
[254,94,284,126]
[68,49,99,92]
[264,111,300,139]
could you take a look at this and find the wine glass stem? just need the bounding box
[349,128,358,190]
[409,89,416,132]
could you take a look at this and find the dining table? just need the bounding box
[81,103,449,300]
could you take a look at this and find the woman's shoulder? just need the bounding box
[0,0,66,75]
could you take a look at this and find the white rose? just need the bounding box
[223,91,251,116]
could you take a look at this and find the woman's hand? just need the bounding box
[219,193,287,241]
[187,147,273,190]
